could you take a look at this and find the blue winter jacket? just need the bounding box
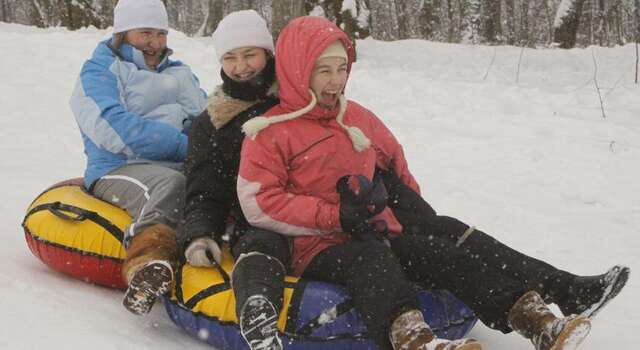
[70,39,207,188]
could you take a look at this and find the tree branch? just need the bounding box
[483,47,497,81]
[591,48,606,118]
[516,46,525,84]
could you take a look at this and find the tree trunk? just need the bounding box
[596,0,608,45]
[254,0,273,29]
[369,0,400,40]
[504,0,515,44]
[203,0,225,36]
[635,0,640,42]
[0,0,7,22]
[420,0,442,40]
[462,0,481,43]
[224,0,253,14]
[520,0,530,45]
[271,0,305,38]
[542,0,554,45]
[484,0,501,43]
[554,0,587,48]
[396,0,423,39]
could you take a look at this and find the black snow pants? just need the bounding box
[231,226,291,319]
[302,239,419,350]
[378,168,575,332]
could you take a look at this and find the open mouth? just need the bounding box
[320,91,340,106]
[142,49,159,57]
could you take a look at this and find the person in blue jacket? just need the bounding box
[69,0,206,315]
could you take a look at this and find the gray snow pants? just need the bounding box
[92,163,186,246]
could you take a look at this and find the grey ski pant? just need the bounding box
[92,163,186,246]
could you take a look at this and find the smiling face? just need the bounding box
[124,28,168,70]
[221,47,268,82]
[310,56,348,110]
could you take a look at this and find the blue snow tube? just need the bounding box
[164,259,477,350]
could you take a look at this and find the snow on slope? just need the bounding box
[0,23,637,349]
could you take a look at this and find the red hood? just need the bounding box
[274,16,355,118]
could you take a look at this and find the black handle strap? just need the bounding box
[23,201,125,243]
[206,250,231,285]
[47,202,88,221]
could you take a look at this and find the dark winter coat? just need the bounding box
[179,86,278,251]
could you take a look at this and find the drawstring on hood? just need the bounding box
[243,90,370,152]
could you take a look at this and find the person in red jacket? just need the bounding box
[237,16,611,350]
[237,16,477,350]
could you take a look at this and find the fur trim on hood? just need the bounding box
[208,83,278,130]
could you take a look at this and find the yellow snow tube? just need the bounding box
[173,247,298,330]
[22,179,129,288]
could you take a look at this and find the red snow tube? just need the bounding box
[22,178,129,289]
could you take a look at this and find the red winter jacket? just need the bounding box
[237,16,420,276]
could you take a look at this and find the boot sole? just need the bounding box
[122,261,173,315]
[550,316,591,350]
[582,265,630,319]
[240,296,283,350]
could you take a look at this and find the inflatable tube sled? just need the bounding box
[165,249,477,350]
[22,179,129,289]
[23,179,477,348]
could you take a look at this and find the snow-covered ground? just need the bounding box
[1,23,638,349]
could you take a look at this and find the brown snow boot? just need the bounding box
[508,291,591,350]
[389,310,482,350]
[122,224,178,315]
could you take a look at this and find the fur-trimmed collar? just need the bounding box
[208,83,278,130]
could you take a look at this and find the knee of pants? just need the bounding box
[160,171,186,198]
[433,215,469,238]
[351,240,398,267]
[232,228,290,265]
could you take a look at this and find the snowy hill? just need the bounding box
[0,23,637,349]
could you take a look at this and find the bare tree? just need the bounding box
[396,0,423,39]
[484,0,501,43]
[420,0,445,40]
[1,0,9,22]
[271,0,305,38]
[462,0,482,43]
[369,0,400,40]
[635,0,640,83]
[224,0,253,14]
[504,0,516,44]
[554,0,587,48]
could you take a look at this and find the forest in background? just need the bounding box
[1,0,640,49]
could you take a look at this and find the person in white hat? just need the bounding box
[69,0,206,316]
[178,10,284,350]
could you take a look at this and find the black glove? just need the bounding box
[336,174,388,234]
[375,168,437,235]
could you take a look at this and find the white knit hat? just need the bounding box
[113,0,169,34]
[212,10,274,62]
[318,41,348,61]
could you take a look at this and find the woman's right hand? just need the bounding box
[336,174,387,234]
[185,237,222,267]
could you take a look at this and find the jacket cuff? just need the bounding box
[316,202,341,231]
